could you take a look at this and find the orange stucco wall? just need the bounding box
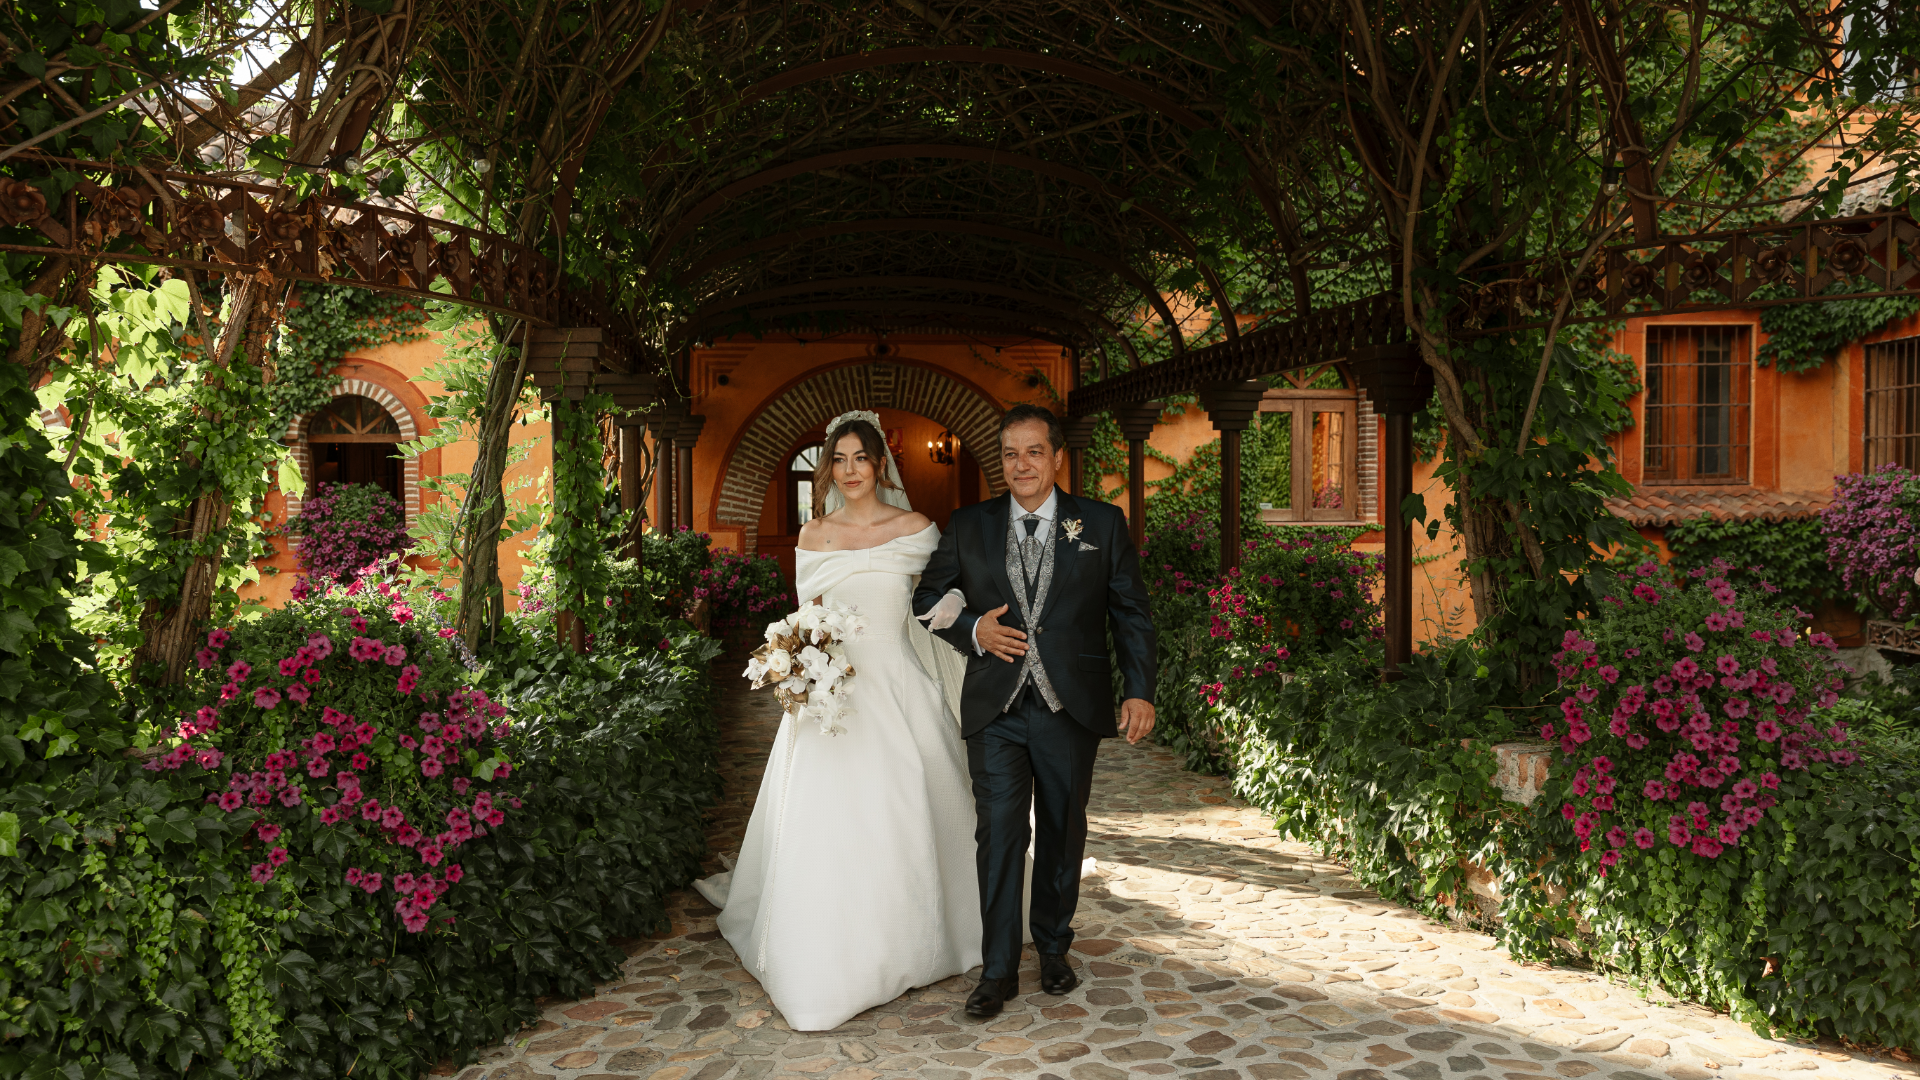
[236,298,1906,652]
[238,328,553,612]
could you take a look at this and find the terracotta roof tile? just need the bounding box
[1606,487,1832,528]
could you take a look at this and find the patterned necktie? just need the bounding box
[1020,514,1041,586]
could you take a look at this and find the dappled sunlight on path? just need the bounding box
[455,671,1919,1080]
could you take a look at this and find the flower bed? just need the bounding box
[1207,563,1919,1049]
[1133,517,1377,771]
[0,588,723,1079]
[1820,463,1920,620]
[290,481,412,587]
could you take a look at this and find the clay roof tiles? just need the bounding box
[1606,487,1833,528]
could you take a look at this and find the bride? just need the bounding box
[694,410,980,1031]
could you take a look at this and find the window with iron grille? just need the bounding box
[1866,335,1920,470]
[1643,326,1751,484]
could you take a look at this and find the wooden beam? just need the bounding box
[1198,382,1266,572]
[1348,346,1433,680]
[1114,403,1162,552]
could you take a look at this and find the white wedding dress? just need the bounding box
[694,524,981,1031]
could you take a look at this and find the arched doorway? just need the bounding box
[753,409,991,588]
[715,356,1007,570]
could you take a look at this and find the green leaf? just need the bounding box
[14,897,68,934]
[0,609,35,655]
[0,545,26,588]
[144,807,198,847]
[0,812,15,856]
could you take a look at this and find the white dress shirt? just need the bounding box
[972,489,1059,654]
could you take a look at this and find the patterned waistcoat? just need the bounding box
[1003,512,1062,712]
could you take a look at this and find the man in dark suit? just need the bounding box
[913,403,1157,1018]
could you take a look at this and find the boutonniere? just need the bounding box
[1061,518,1084,543]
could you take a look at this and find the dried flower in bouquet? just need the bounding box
[743,600,867,735]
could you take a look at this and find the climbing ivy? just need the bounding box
[35,270,298,671]
[270,286,430,436]
[547,391,618,635]
[1757,282,1920,373]
[1663,515,1843,616]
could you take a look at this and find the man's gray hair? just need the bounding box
[998,403,1065,451]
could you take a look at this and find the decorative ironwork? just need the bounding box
[3,156,561,326]
[1066,294,1408,417]
[1866,620,1920,657]
[1460,211,1920,332]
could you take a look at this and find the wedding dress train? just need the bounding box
[694,525,981,1031]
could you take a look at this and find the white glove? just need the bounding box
[916,589,966,630]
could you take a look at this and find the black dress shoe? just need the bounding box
[965,976,1021,1017]
[1040,953,1078,995]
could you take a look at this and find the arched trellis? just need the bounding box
[702,300,1093,350]
[679,218,1184,355]
[644,143,1241,340]
[712,358,1008,553]
[686,276,1139,366]
[643,44,1301,306]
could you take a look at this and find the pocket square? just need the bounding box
[1077,541,1098,551]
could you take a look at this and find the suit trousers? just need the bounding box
[965,689,1102,980]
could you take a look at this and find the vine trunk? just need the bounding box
[130,276,271,683]
[454,333,527,646]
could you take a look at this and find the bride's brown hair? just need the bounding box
[814,418,898,516]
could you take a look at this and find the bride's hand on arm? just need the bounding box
[915,589,966,630]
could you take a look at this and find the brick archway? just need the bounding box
[284,377,422,523]
[715,358,1008,552]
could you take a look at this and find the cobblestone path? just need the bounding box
[464,673,1918,1080]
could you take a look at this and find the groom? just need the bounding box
[915,403,1157,1018]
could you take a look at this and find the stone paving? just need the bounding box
[460,670,1919,1080]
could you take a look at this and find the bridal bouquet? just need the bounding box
[743,600,868,735]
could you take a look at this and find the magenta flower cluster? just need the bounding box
[1547,559,1855,871]
[698,551,794,641]
[291,481,412,587]
[1819,463,1920,619]
[151,587,519,933]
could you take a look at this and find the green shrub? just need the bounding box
[1134,513,1228,772]
[1216,563,1920,1049]
[695,551,793,646]
[0,585,722,1080]
[1133,516,1375,772]
[1663,517,1842,617]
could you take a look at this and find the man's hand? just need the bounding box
[976,604,1028,662]
[1119,698,1155,745]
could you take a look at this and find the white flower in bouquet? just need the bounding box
[743,599,865,734]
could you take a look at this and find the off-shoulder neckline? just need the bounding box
[795,522,938,554]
